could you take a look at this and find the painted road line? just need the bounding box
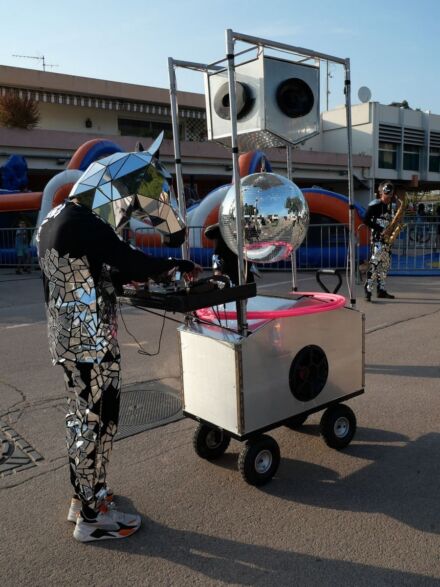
[1,321,45,330]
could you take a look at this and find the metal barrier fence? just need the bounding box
[1,222,439,276]
[356,219,440,278]
[133,224,351,272]
[0,227,38,272]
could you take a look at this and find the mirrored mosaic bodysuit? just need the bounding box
[37,201,188,509]
[363,198,393,294]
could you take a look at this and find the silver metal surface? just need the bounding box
[219,173,309,264]
[179,327,243,434]
[344,57,356,306]
[168,58,188,259]
[254,450,272,474]
[68,138,186,239]
[180,295,364,437]
[226,29,248,333]
[205,53,320,150]
[333,416,350,439]
[229,29,346,65]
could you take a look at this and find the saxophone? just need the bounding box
[382,195,407,246]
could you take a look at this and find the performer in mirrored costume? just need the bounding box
[37,138,198,542]
[363,181,396,301]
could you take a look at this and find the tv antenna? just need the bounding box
[12,54,58,72]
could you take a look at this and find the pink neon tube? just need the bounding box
[196,292,346,322]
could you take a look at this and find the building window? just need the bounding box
[378,142,397,169]
[403,144,420,171]
[429,147,440,173]
[117,118,179,139]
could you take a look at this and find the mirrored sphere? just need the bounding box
[219,173,309,264]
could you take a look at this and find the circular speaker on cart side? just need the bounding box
[289,345,328,402]
[276,78,314,118]
[213,82,254,120]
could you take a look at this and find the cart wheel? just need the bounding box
[193,423,231,460]
[238,435,280,486]
[320,404,356,449]
[285,413,308,430]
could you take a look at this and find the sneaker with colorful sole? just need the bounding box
[73,505,141,543]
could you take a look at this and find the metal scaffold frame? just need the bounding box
[168,29,356,332]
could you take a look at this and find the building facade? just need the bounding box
[316,102,440,200]
[0,65,371,204]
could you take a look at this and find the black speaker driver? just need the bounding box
[289,345,328,402]
[213,82,254,120]
[276,78,314,119]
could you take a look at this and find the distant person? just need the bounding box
[15,220,31,274]
[363,181,396,301]
[415,202,426,244]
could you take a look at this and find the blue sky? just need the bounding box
[1,0,439,112]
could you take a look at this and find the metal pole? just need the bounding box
[168,57,188,260]
[326,61,329,111]
[286,145,298,291]
[344,58,356,307]
[230,30,346,65]
[226,29,247,334]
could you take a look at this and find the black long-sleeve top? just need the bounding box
[363,198,393,241]
[37,201,193,364]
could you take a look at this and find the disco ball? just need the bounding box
[219,172,309,264]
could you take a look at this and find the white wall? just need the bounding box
[37,103,119,134]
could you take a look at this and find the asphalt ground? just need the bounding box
[0,268,439,586]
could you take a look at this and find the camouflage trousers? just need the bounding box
[365,241,391,293]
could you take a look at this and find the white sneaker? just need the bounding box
[67,487,115,523]
[73,505,141,542]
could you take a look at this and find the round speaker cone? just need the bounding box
[213,82,253,120]
[289,345,328,401]
[276,78,314,118]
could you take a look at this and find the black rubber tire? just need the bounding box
[285,413,308,430]
[320,404,356,449]
[238,435,280,486]
[193,423,231,460]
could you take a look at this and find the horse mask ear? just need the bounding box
[162,227,186,247]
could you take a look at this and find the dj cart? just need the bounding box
[120,283,364,486]
[178,291,364,486]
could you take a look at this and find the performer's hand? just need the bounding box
[183,263,203,282]
[130,280,147,290]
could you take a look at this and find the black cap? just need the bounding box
[204,223,221,240]
[382,182,394,195]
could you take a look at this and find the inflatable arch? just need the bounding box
[1,139,124,223]
[1,144,368,256]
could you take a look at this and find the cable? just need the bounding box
[132,304,186,325]
[118,302,167,357]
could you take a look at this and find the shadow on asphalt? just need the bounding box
[71,431,440,584]
[260,431,440,537]
[88,501,439,586]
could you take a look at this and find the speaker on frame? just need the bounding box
[204,54,320,151]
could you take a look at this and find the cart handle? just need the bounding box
[315,269,342,294]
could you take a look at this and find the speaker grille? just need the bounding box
[276,78,314,119]
[289,345,328,402]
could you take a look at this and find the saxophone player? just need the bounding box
[363,181,397,301]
